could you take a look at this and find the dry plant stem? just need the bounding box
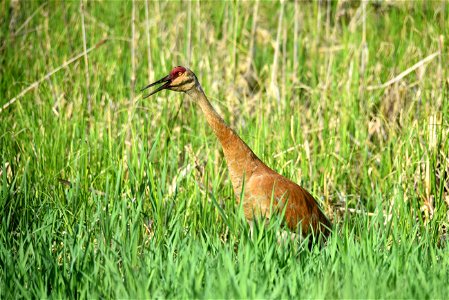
[196,1,201,51]
[0,39,107,114]
[437,35,444,107]
[359,1,368,99]
[325,45,334,91]
[367,51,440,90]
[80,0,92,117]
[359,0,368,97]
[245,0,258,72]
[187,1,192,64]
[232,1,239,79]
[316,0,321,42]
[130,0,136,97]
[222,3,228,48]
[281,25,287,102]
[13,2,46,36]
[84,11,111,33]
[326,0,331,40]
[293,0,299,85]
[270,0,284,104]
[42,11,57,103]
[144,0,153,83]
[127,0,137,141]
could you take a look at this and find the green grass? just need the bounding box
[1,0,448,298]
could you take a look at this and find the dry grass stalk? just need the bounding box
[0,39,107,114]
[367,51,440,90]
[14,2,46,36]
[359,0,368,96]
[80,0,92,116]
[187,0,192,64]
[269,0,284,105]
[144,0,153,83]
[293,0,299,86]
[126,0,138,145]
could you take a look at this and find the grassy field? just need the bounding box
[1,0,448,298]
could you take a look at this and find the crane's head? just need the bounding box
[141,66,198,98]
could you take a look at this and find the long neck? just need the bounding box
[187,86,263,196]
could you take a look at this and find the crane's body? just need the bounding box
[142,66,331,238]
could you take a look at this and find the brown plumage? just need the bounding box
[142,66,331,239]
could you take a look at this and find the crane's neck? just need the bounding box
[186,85,264,197]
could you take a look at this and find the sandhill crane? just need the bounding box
[142,66,332,240]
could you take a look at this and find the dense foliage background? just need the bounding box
[1,0,448,298]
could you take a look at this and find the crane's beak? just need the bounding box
[141,74,171,98]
